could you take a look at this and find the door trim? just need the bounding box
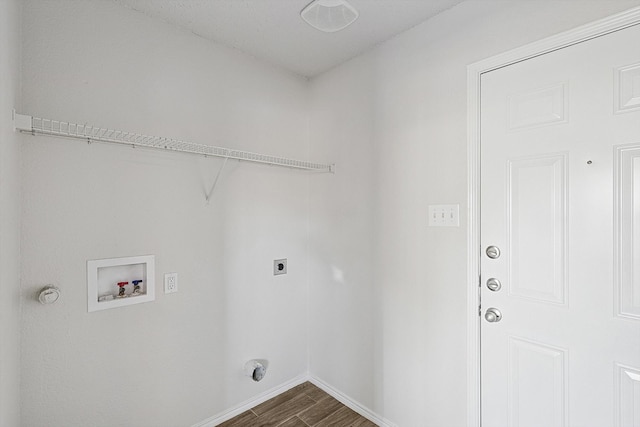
[466,6,640,427]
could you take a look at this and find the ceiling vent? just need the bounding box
[301,0,359,33]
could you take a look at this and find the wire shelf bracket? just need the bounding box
[13,111,336,176]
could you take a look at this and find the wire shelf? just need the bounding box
[14,112,335,173]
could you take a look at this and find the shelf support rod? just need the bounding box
[205,157,229,205]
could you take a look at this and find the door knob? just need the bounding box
[486,278,502,292]
[485,308,502,323]
[486,246,501,259]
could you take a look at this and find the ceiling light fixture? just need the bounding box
[300,0,359,33]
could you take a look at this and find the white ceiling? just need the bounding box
[112,0,465,77]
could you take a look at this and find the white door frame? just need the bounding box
[465,6,640,427]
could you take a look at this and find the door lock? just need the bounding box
[486,246,501,259]
[485,308,502,323]
[486,278,502,292]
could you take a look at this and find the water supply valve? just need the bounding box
[132,280,143,295]
[116,281,128,297]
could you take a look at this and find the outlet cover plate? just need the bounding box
[274,259,287,276]
[164,272,178,293]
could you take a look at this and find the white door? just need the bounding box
[480,23,640,427]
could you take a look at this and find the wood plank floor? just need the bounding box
[218,382,377,427]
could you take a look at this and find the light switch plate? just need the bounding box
[428,204,460,227]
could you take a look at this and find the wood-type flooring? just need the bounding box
[218,382,377,427]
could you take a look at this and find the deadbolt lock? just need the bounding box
[486,245,501,259]
[486,278,502,292]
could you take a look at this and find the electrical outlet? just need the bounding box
[274,259,287,276]
[164,272,178,294]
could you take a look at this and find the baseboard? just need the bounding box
[191,373,309,427]
[308,376,398,427]
[192,373,396,427]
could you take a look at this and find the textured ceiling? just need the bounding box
[112,0,465,77]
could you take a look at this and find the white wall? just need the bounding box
[308,1,640,426]
[20,1,311,426]
[0,0,22,426]
[18,1,640,426]
[0,0,22,425]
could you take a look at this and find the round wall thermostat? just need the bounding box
[39,286,61,305]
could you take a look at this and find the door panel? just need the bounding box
[507,153,567,305]
[616,145,640,320]
[508,337,568,427]
[480,23,640,427]
[614,363,640,426]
